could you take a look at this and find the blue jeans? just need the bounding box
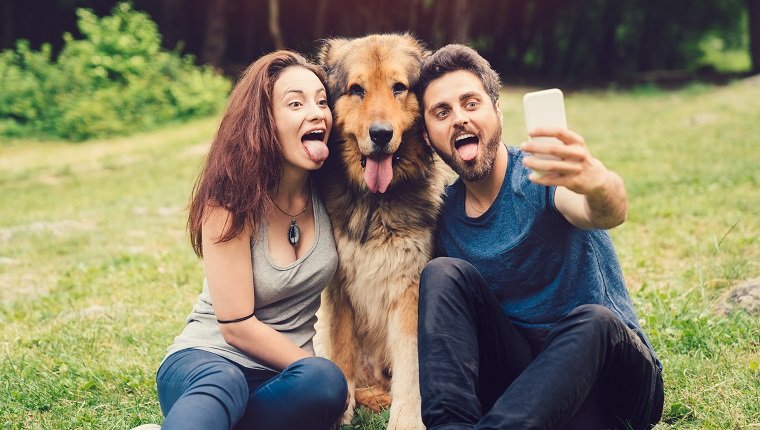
[418,257,664,430]
[156,349,347,430]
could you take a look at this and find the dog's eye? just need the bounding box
[392,83,407,96]
[348,84,365,98]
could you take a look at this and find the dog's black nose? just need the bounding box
[369,123,393,149]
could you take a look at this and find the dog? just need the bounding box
[314,34,448,429]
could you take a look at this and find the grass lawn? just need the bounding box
[1,79,759,429]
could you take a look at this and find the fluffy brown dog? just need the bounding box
[315,34,448,429]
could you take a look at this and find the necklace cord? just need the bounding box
[272,184,311,247]
[272,187,311,218]
[466,189,488,215]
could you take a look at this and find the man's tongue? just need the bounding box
[303,140,329,163]
[456,143,478,161]
[364,154,393,193]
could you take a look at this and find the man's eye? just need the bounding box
[435,110,449,119]
[348,84,365,98]
[466,101,479,109]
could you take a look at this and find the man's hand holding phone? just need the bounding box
[521,127,609,196]
[521,88,609,196]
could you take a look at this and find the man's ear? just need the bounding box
[422,130,436,157]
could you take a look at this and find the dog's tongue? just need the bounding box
[303,140,329,163]
[457,143,478,161]
[364,154,393,194]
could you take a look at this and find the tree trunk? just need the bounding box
[315,0,329,39]
[201,0,227,68]
[508,0,529,73]
[749,0,760,73]
[598,0,623,78]
[268,0,285,49]
[431,0,447,46]
[160,0,183,50]
[636,5,654,71]
[560,5,584,76]
[450,0,472,43]
[407,0,420,32]
[1,0,13,50]
[491,0,515,73]
[241,0,260,63]
[538,0,561,77]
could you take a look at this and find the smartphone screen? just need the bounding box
[522,88,567,175]
[523,88,567,133]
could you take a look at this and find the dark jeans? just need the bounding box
[156,348,347,430]
[418,257,664,430]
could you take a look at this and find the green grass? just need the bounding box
[1,80,759,429]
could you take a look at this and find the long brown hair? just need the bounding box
[188,51,328,257]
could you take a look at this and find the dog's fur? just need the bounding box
[315,34,447,429]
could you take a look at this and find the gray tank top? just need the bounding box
[164,187,338,371]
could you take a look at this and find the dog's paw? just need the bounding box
[340,390,357,425]
[387,401,425,430]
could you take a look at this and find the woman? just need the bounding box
[147,51,346,430]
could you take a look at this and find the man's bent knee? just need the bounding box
[556,304,627,344]
[420,257,479,300]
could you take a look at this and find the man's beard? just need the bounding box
[438,122,502,183]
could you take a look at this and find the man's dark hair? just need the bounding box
[416,44,502,109]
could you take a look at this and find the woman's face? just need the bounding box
[272,66,332,171]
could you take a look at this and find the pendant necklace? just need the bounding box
[272,188,311,246]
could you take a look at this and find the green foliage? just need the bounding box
[0,2,230,141]
[697,34,752,73]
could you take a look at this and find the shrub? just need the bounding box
[0,2,231,141]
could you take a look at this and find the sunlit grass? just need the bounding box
[1,80,758,429]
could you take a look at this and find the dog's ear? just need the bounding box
[318,38,350,68]
[318,38,351,98]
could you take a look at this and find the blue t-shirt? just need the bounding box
[435,145,659,367]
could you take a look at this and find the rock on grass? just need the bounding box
[715,279,760,316]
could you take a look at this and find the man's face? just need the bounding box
[422,70,502,182]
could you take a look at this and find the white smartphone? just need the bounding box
[523,88,567,176]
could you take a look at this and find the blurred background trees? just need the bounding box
[1,0,755,80]
[0,0,755,140]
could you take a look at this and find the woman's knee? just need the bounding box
[158,352,249,426]
[289,357,347,411]
[186,362,248,412]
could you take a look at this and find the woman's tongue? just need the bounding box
[302,140,329,163]
[364,154,393,193]
[456,142,478,161]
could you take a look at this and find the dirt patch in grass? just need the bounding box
[715,278,760,316]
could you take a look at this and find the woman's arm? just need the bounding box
[202,205,311,370]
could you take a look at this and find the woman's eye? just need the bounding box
[289,101,302,108]
[318,99,328,107]
[348,84,365,98]
[392,83,407,96]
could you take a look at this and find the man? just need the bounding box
[415,44,663,430]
